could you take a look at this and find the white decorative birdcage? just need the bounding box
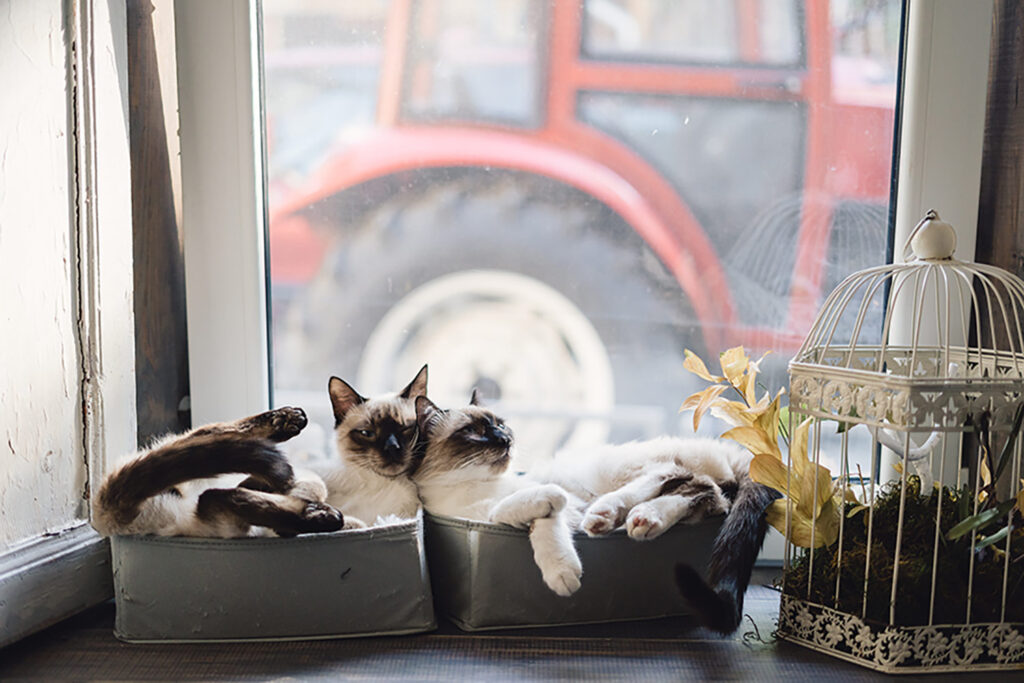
[775,210,1024,673]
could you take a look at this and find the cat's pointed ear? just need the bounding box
[328,377,366,425]
[399,364,429,399]
[415,395,443,437]
[469,388,482,406]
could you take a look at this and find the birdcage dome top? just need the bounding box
[789,210,1024,432]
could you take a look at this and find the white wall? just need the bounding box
[0,0,87,548]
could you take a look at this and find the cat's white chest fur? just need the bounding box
[321,461,419,524]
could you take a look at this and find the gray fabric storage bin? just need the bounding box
[424,512,722,630]
[111,514,435,642]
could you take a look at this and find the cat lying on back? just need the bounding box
[412,393,760,611]
[92,366,430,538]
[92,406,343,538]
[319,365,427,528]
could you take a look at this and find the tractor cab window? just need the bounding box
[401,0,545,127]
[582,0,802,67]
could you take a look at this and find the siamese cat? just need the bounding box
[92,366,429,538]
[92,406,344,538]
[319,365,428,528]
[412,393,766,616]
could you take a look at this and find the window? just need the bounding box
[259,0,907,474]
[179,0,994,482]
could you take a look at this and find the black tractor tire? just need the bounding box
[276,171,705,445]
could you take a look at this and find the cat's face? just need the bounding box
[413,392,514,479]
[328,365,427,478]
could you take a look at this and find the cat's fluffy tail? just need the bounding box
[674,475,780,633]
[93,433,293,535]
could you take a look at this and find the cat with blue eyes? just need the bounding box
[411,391,777,633]
[318,365,427,528]
[91,366,429,537]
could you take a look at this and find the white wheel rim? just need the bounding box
[358,270,615,464]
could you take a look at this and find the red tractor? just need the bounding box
[264,0,899,458]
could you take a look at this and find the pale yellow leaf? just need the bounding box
[767,500,836,549]
[692,384,729,432]
[812,498,840,547]
[847,504,869,518]
[679,391,705,412]
[744,393,771,418]
[789,417,813,478]
[764,499,790,538]
[755,394,782,444]
[683,349,724,383]
[719,346,749,391]
[722,425,781,459]
[797,462,823,520]
[814,463,834,514]
[743,351,772,405]
[709,400,758,428]
[749,453,790,494]
[765,507,827,548]
[981,455,992,488]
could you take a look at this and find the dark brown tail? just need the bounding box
[675,475,780,633]
[96,433,294,529]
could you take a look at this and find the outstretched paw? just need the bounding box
[626,503,669,540]
[298,501,344,534]
[490,486,567,528]
[265,407,308,442]
[581,501,625,536]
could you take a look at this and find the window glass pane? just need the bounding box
[402,0,544,126]
[263,0,902,475]
[263,1,389,186]
[582,0,802,66]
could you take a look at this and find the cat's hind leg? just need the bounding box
[192,406,308,443]
[581,466,679,536]
[196,487,344,538]
[626,474,729,540]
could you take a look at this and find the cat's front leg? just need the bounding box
[529,514,582,597]
[196,487,344,538]
[489,484,567,529]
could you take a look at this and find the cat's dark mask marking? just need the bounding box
[328,364,427,426]
[415,394,514,476]
[330,365,428,477]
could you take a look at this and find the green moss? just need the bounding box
[783,476,1024,626]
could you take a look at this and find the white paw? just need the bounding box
[581,501,622,536]
[626,504,668,540]
[490,486,567,527]
[490,503,533,529]
[539,556,583,597]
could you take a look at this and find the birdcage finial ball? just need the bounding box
[906,209,957,261]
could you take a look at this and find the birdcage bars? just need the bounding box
[776,211,1024,673]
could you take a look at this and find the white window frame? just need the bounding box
[177,0,271,425]
[178,0,994,433]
